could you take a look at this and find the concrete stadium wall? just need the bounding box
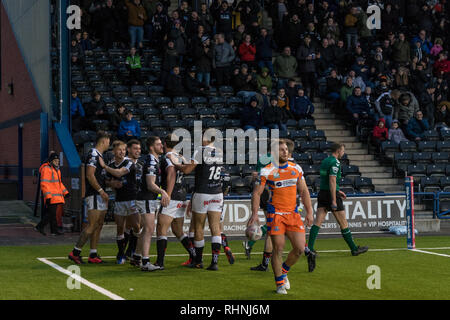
[0,1,62,201]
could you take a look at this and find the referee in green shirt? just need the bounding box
[307,143,368,272]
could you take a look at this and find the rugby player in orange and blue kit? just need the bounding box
[248,139,314,294]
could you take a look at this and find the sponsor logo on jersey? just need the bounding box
[273,179,297,188]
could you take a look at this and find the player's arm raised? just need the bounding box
[297,177,314,227]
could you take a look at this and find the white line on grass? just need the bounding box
[37,258,125,300]
[39,247,450,260]
[410,249,450,258]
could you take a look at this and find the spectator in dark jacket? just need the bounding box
[435,101,450,131]
[327,69,341,102]
[235,0,261,29]
[241,96,265,130]
[215,2,233,39]
[160,41,179,86]
[166,66,186,97]
[255,28,277,75]
[151,3,169,51]
[290,88,315,120]
[184,67,208,96]
[346,87,372,124]
[406,111,430,141]
[419,83,437,127]
[110,104,127,133]
[193,36,213,87]
[234,64,257,104]
[282,14,303,50]
[198,3,214,35]
[86,92,107,123]
[296,35,316,99]
[263,96,284,130]
[118,110,141,141]
[100,0,118,50]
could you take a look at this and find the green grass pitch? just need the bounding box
[1,235,449,300]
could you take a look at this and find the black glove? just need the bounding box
[65,193,70,199]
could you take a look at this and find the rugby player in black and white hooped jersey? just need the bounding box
[101,140,142,265]
[168,135,224,271]
[134,136,170,271]
[69,131,111,265]
[154,134,196,269]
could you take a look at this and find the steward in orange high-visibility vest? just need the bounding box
[34,152,69,236]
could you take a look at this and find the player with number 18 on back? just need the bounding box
[168,135,224,271]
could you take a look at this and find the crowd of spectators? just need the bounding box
[67,0,450,154]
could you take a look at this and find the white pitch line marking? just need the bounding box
[37,258,125,300]
[39,247,450,260]
[410,249,450,258]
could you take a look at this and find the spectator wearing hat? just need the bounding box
[241,96,265,131]
[290,88,315,120]
[256,67,273,92]
[274,46,298,89]
[255,28,277,76]
[406,111,430,141]
[125,0,148,49]
[118,110,141,141]
[193,35,213,88]
[388,120,409,144]
[393,92,420,129]
[184,67,208,96]
[262,96,284,130]
[34,152,69,236]
[70,90,85,132]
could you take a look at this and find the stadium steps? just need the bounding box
[314,100,405,193]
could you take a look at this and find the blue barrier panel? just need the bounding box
[436,192,450,219]
[405,177,415,249]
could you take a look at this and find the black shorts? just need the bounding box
[317,190,344,212]
[260,189,269,210]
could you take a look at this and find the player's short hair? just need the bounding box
[278,138,288,148]
[127,139,141,149]
[112,140,126,149]
[331,143,345,153]
[164,133,179,149]
[284,139,295,155]
[96,131,111,144]
[147,136,161,150]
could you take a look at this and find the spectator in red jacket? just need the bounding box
[372,118,389,153]
[238,34,257,70]
[433,51,450,76]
